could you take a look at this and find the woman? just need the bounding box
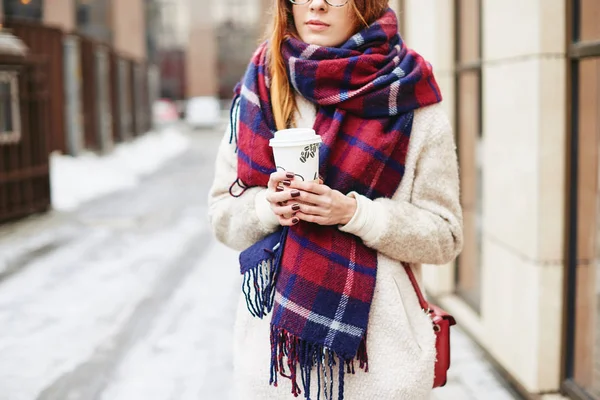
[208,0,463,398]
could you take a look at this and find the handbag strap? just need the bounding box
[402,263,430,312]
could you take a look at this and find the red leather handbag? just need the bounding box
[403,264,456,388]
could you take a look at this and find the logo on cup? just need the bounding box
[300,144,318,164]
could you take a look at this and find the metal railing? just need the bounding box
[1,19,155,222]
[4,20,66,155]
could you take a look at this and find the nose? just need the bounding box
[309,0,327,11]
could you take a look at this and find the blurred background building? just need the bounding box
[398,1,600,400]
[0,0,160,222]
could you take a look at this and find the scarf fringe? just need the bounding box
[241,229,286,318]
[242,258,275,318]
[269,326,369,400]
[229,87,241,151]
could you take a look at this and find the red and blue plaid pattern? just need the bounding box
[233,8,441,399]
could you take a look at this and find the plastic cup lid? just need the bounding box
[269,128,322,147]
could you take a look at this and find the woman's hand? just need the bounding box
[266,172,357,226]
[265,170,303,226]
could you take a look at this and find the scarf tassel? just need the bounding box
[229,88,241,150]
[241,259,272,318]
[269,326,369,400]
[241,228,287,318]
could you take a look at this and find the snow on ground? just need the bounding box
[99,240,239,400]
[50,127,190,211]
[0,212,206,400]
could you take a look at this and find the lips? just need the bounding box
[306,20,329,27]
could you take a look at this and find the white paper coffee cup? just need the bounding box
[269,128,322,182]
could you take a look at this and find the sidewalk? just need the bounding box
[0,126,219,400]
[434,326,522,400]
[436,329,570,400]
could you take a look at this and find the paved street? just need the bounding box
[0,124,522,400]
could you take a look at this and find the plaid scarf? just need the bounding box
[231,8,441,399]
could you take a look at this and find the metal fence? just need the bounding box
[5,19,153,155]
[1,19,155,222]
[79,35,152,150]
[4,20,66,155]
[0,54,51,223]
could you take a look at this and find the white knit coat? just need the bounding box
[208,94,464,400]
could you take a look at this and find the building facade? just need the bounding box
[0,0,159,222]
[400,1,600,399]
[1,0,149,60]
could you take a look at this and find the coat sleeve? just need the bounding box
[339,108,463,265]
[207,102,281,251]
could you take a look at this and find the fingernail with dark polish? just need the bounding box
[276,186,283,192]
[282,180,291,186]
[292,204,300,211]
[292,218,299,224]
[286,172,295,179]
[291,190,300,198]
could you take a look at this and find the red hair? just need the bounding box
[266,0,390,130]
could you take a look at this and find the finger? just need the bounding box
[279,199,317,208]
[272,180,292,193]
[271,203,299,216]
[287,189,327,207]
[289,180,329,195]
[291,203,324,217]
[266,190,297,204]
[268,170,297,190]
[277,214,300,226]
[268,188,323,206]
[274,182,288,193]
[295,212,327,225]
[267,172,280,190]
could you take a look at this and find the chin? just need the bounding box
[300,33,341,48]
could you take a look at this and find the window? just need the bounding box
[3,0,43,21]
[0,71,21,145]
[564,0,600,398]
[454,0,483,312]
[75,0,111,43]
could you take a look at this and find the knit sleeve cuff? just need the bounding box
[255,188,281,230]
[339,191,384,243]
